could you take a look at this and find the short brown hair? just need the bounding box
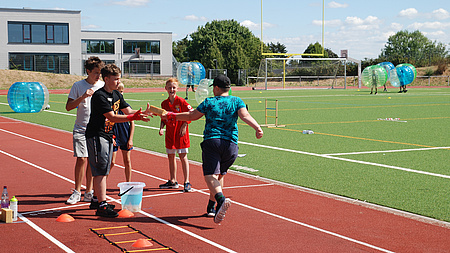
[84,56,104,71]
[101,64,121,80]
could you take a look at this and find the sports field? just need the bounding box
[1,86,448,223]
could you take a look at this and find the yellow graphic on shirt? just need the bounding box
[105,99,121,133]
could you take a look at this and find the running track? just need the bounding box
[0,115,449,252]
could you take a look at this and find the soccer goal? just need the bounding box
[250,57,361,90]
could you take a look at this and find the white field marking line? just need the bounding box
[0,128,72,152]
[238,140,450,179]
[18,214,75,253]
[232,200,394,253]
[137,211,237,253]
[0,149,76,184]
[192,189,394,253]
[0,120,443,247]
[325,146,450,156]
[0,150,237,253]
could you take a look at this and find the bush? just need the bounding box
[435,62,447,75]
[424,68,434,76]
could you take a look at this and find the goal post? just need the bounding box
[251,57,361,90]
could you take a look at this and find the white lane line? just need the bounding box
[192,189,394,253]
[0,149,236,253]
[1,128,395,252]
[18,214,75,253]
[238,140,450,179]
[325,146,450,156]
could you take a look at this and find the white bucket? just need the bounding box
[117,182,146,212]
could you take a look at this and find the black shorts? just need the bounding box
[201,138,238,176]
[87,136,113,176]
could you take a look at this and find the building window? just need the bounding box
[123,41,160,54]
[8,22,69,44]
[82,40,115,54]
[9,53,70,74]
[123,61,160,74]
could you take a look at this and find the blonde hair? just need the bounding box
[117,82,124,91]
[165,78,179,87]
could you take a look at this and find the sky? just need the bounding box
[3,0,449,60]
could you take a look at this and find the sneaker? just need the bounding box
[83,190,94,202]
[375,92,377,95]
[404,90,407,93]
[207,206,216,217]
[90,199,115,210]
[183,182,192,192]
[159,180,179,189]
[95,203,118,218]
[398,91,403,93]
[65,190,81,205]
[214,198,231,224]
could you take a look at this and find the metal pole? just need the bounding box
[265,58,268,90]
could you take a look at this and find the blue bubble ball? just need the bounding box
[177,62,206,85]
[7,82,49,113]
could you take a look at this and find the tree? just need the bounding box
[172,36,190,63]
[379,30,448,67]
[173,20,267,83]
[267,42,287,57]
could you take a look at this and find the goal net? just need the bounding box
[251,57,351,90]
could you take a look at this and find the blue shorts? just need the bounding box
[113,145,133,152]
[201,138,238,176]
[87,136,113,177]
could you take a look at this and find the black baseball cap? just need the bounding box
[210,75,231,88]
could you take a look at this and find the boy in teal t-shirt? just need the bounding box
[161,75,264,224]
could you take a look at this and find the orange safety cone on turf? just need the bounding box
[118,209,134,218]
[56,214,75,222]
[132,238,153,248]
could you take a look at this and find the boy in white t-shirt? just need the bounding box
[65,56,105,205]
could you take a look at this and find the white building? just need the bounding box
[0,7,173,77]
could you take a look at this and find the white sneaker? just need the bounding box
[214,198,231,224]
[65,189,81,205]
[83,190,94,202]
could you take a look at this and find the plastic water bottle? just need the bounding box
[10,196,18,221]
[302,130,314,134]
[1,186,9,209]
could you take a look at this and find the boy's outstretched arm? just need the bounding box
[238,108,264,139]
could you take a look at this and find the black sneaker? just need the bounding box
[214,198,231,224]
[207,206,216,217]
[183,182,192,192]
[96,204,118,218]
[404,90,407,93]
[90,199,115,210]
[159,180,179,189]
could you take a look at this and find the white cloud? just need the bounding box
[423,30,446,36]
[82,24,101,30]
[398,8,419,18]
[312,19,342,27]
[343,16,381,30]
[408,21,450,30]
[328,1,348,8]
[241,20,258,29]
[111,0,150,7]
[432,8,450,20]
[183,15,208,22]
[390,23,403,30]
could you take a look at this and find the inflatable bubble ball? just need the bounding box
[397,63,417,81]
[396,65,415,86]
[388,68,401,87]
[362,65,388,88]
[177,62,206,85]
[8,82,49,113]
[195,79,214,104]
[377,62,395,78]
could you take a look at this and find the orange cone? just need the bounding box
[132,239,153,248]
[118,209,135,218]
[56,214,75,222]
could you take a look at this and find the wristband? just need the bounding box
[127,109,142,121]
[167,111,177,121]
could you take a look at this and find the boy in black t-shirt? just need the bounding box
[86,64,152,218]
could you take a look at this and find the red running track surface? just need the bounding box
[0,116,449,252]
